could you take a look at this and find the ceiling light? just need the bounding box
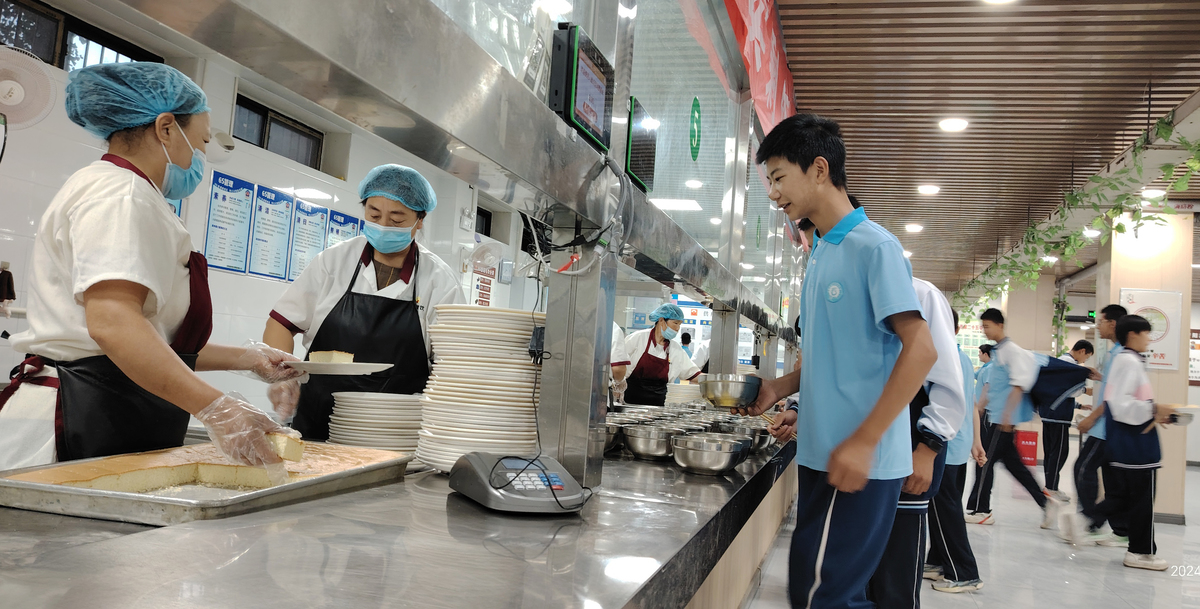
[740,262,755,269]
[639,118,661,130]
[903,250,913,258]
[685,180,703,189]
[918,185,941,195]
[1082,228,1101,238]
[939,118,968,132]
[1080,325,1090,331]
[1192,264,1200,269]
[749,276,766,283]
[1042,255,1059,263]
[1142,189,1166,199]
[709,217,722,225]
[982,0,1016,3]
[650,198,701,211]
[905,224,924,233]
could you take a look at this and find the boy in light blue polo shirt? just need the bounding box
[743,114,937,608]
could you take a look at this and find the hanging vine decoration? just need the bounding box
[1051,295,1071,356]
[953,114,1200,316]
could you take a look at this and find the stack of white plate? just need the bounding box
[420,305,544,473]
[328,392,423,453]
[666,381,703,404]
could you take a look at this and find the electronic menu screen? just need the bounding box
[626,97,657,192]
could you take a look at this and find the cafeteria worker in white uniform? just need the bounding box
[263,165,465,440]
[0,63,301,477]
[622,304,701,406]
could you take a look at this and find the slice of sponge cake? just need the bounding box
[309,351,354,363]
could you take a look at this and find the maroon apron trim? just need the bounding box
[0,356,61,414]
[360,243,420,285]
[100,154,155,188]
[629,331,670,381]
[269,310,303,334]
[169,251,213,354]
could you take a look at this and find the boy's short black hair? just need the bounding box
[979,344,993,356]
[681,332,691,345]
[848,194,861,209]
[979,308,1005,325]
[755,114,848,189]
[1115,315,1152,346]
[1072,339,1095,355]
[798,195,859,239]
[1100,304,1128,322]
[952,309,959,328]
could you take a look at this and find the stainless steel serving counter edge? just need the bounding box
[0,443,796,609]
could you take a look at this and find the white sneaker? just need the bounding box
[923,564,944,581]
[1041,493,1063,529]
[965,512,994,525]
[1047,489,1072,503]
[1057,511,1086,544]
[932,578,984,593]
[1124,552,1168,571]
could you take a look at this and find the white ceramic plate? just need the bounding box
[332,400,422,410]
[431,365,541,379]
[332,392,422,402]
[431,345,535,359]
[424,391,536,409]
[330,411,422,421]
[428,324,532,337]
[286,362,394,375]
[434,304,547,318]
[421,407,535,424]
[418,429,536,446]
[431,371,541,385]
[421,417,535,432]
[434,319,536,333]
[329,419,422,431]
[425,388,539,403]
[432,353,539,366]
[422,423,536,440]
[420,398,535,415]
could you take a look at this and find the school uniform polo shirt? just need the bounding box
[946,346,977,466]
[984,339,1037,425]
[1087,343,1124,441]
[796,207,923,480]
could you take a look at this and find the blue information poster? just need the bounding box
[288,200,329,281]
[166,198,183,217]
[248,185,293,280]
[326,211,360,249]
[204,172,255,273]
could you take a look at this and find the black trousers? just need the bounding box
[1085,468,1156,555]
[1074,436,1129,536]
[867,510,926,609]
[1041,421,1071,491]
[968,428,1046,514]
[927,464,981,582]
[966,416,993,513]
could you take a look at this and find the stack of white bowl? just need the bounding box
[666,381,703,404]
[418,305,544,473]
[328,392,423,453]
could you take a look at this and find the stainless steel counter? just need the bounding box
[0,443,795,609]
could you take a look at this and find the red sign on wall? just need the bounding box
[723,0,795,133]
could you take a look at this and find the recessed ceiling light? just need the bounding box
[905,224,924,233]
[1142,189,1166,199]
[650,198,701,211]
[709,217,722,225]
[939,118,968,132]
[903,250,913,258]
[740,262,755,269]
[685,180,703,189]
[918,185,941,195]
[1082,228,1101,238]
[749,276,766,283]
[1080,325,1090,331]
[982,0,1016,4]
[1042,255,1059,263]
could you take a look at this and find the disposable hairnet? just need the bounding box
[649,304,685,323]
[359,164,437,213]
[65,62,210,140]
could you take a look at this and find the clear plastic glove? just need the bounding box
[269,378,303,421]
[613,379,628,403]
[238,341,307,384]
[195,392,298,486]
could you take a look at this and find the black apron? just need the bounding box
[292,245,431,441]
[624,331,670,406]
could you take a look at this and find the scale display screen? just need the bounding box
[625,97,657,192]
[501,458,545,470]
[549,24,614,152]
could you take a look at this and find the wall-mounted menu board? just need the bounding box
[327,210,361,249]
[289,201,330,281]
[204,172,256,273]
[248,186,294,280]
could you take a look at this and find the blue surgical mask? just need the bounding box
[363,221,414,254]
[661,326,679,341]
[160,127,205,200]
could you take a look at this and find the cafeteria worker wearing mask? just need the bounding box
[263,165,465,440]
[0,63,302,477]
[622,304,701,406]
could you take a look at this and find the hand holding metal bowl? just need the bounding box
[698,374,762,411]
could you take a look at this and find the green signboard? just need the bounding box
[689,97,701,161]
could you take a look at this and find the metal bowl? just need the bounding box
[687,432,755,463]
[604,421,625,453]
[624,425,688,460]
[671,436,746,475]
[720,424,774,452]
[699,374,762,410]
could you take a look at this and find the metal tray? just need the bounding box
[0,449,414,527]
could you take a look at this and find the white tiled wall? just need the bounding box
[0,56,526,410]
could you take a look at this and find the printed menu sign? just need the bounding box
[326,211,360,249]
[248,186,293,280]
[204,172,255,273]
[288,201,329,281]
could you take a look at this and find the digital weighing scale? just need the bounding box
[448,452,587,514]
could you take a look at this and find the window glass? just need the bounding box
[232,101,265,146]
[267,118,321,169]
[0,0,59,64]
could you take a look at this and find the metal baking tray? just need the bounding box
[0,449,414,527]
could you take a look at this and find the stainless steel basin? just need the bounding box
[686,432,755,463]
[699,374,762,410]
[671,435,749,475]
[624,425,687,460]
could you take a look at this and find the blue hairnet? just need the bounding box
[65,62,210,140]
[359,164,437,213]
[649,304,685,323]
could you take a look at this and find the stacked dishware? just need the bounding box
[328,392,423,453]
[665,381,703,404]
[418,305,545,473]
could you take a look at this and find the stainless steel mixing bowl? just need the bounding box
[624,425,688,460]
[699,374,762,409]
[671,435,747,475]
[686,432,755,463]
[604,421,625,453]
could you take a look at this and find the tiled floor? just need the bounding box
[745,440,1200,608]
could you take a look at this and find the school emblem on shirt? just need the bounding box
[826,282,844,303]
